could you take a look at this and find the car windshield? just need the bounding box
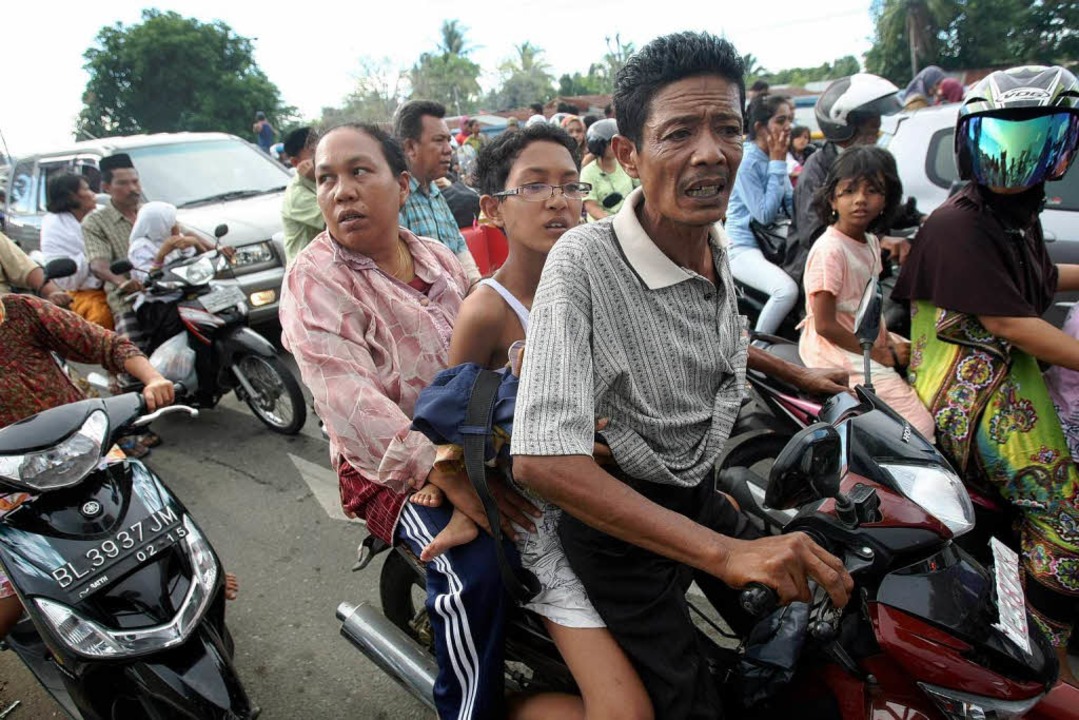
[125,139,289,207]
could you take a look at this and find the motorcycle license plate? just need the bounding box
[199,284,245,313]
[990,537,1031,655]
[49,507,184,592]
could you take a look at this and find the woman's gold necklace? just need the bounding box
[388,239,414,282]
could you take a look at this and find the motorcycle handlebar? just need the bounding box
[739,582,779,618]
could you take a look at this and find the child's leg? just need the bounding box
[865,368,937,443]
[542,620,653,720]
[420,507,479,562]
[410,483,445,508]
[0,595,23,639]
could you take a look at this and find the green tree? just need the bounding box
[77,9,292,140]
[742,54,768,83]
[487,42,555,110]
[322,57,405,126]
[408,20,481,114]
[557,68,607,97]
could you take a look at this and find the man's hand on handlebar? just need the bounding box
[426,464,541,541]
[717,532,853,608]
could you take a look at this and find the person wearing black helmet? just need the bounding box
[579,118,637,220]
[894,65,1079,685]
[784,74,904,282]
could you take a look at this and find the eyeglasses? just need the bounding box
[493,182,592,202]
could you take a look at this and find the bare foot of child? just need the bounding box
[420,508,479,562]
[225,572,239,601]
[411,484,446,508]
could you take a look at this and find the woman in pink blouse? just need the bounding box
[279,123,540,720]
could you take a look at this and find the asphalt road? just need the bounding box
[0,357,430,720]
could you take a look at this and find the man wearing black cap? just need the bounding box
[83,153,144,340]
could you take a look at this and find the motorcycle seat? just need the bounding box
[750,334,805,369]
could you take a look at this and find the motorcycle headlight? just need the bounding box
[170,256,215,285]
[919,682,1043,719]
[0,411,107,491]
[882,463,975,537]
[229,241,275,268]
[33,516,219,658]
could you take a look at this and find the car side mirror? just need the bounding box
[110,259,133,276]
[43,258,77,281]
[853,278,883,346]
[214,224,229,240]
[765,423,843,510]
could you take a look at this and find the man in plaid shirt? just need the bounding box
[395,100,482,287]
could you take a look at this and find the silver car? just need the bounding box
[2,132,291,325]
[880,104,1079,326]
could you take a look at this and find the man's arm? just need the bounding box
[747,344,849,396]
[513,454,852,606]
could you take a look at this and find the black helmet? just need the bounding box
[955,65,1079,189]
[586,118,617,158]
[815,74,901,143]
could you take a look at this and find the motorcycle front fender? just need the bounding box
[120,622,255,719]
[216,326,276,367]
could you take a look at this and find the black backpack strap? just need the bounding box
[460,368,540,604]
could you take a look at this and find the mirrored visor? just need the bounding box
[963,112,1079,189]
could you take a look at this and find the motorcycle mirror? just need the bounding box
[765,423,843,510]
[853,278,883,346]
[43,257,77,281]
[110,259,133,276]
[214,224,229,240]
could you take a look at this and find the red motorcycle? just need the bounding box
[719,281,1077,718]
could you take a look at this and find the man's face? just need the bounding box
[484,140,581,256]
[315,128,409,253]
[852,115,883,146]
[615,74,744,228]
[104,168,141,210]
[407,115,453,183]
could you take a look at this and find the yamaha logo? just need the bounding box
[1000,88,1050,101]
[81,501,102,518]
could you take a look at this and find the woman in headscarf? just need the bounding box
[127,201,215,354]
[902,65,947,111]
[41,173,113,328]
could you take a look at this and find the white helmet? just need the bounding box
[815,73,902,142]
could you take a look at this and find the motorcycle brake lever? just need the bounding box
[132,405,199,427]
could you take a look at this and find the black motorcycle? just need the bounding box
[105,224,305,435]
[0,389,257,719]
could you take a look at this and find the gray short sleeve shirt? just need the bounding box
[512,188,749,488]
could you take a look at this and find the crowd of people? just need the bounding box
[1,27,1078,719]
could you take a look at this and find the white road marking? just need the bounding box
[288,454,363,524]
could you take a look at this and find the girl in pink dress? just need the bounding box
[798,146,935,441]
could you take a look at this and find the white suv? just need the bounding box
[880,104,1079,326]
[2,133,292,325]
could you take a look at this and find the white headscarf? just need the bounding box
[128,201,194,279]
[130,201,177,248]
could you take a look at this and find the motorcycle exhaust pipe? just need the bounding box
[336,602,437,710]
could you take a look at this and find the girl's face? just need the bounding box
[791,132,810,153]
[757,103,793,142]
[831,174,886,235]
[76,179,97,214]
[566,121,585,147]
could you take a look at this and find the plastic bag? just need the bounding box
[149,332,195,382]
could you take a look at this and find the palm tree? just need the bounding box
[511,42,551,75]
[438,20,471,58]
[741,53,767,80]
[878,0,956,78]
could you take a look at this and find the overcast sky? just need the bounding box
[5,2,874,154]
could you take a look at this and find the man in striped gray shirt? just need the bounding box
[512,32,854,718]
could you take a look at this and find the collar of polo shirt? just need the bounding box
[612,187,729,291]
